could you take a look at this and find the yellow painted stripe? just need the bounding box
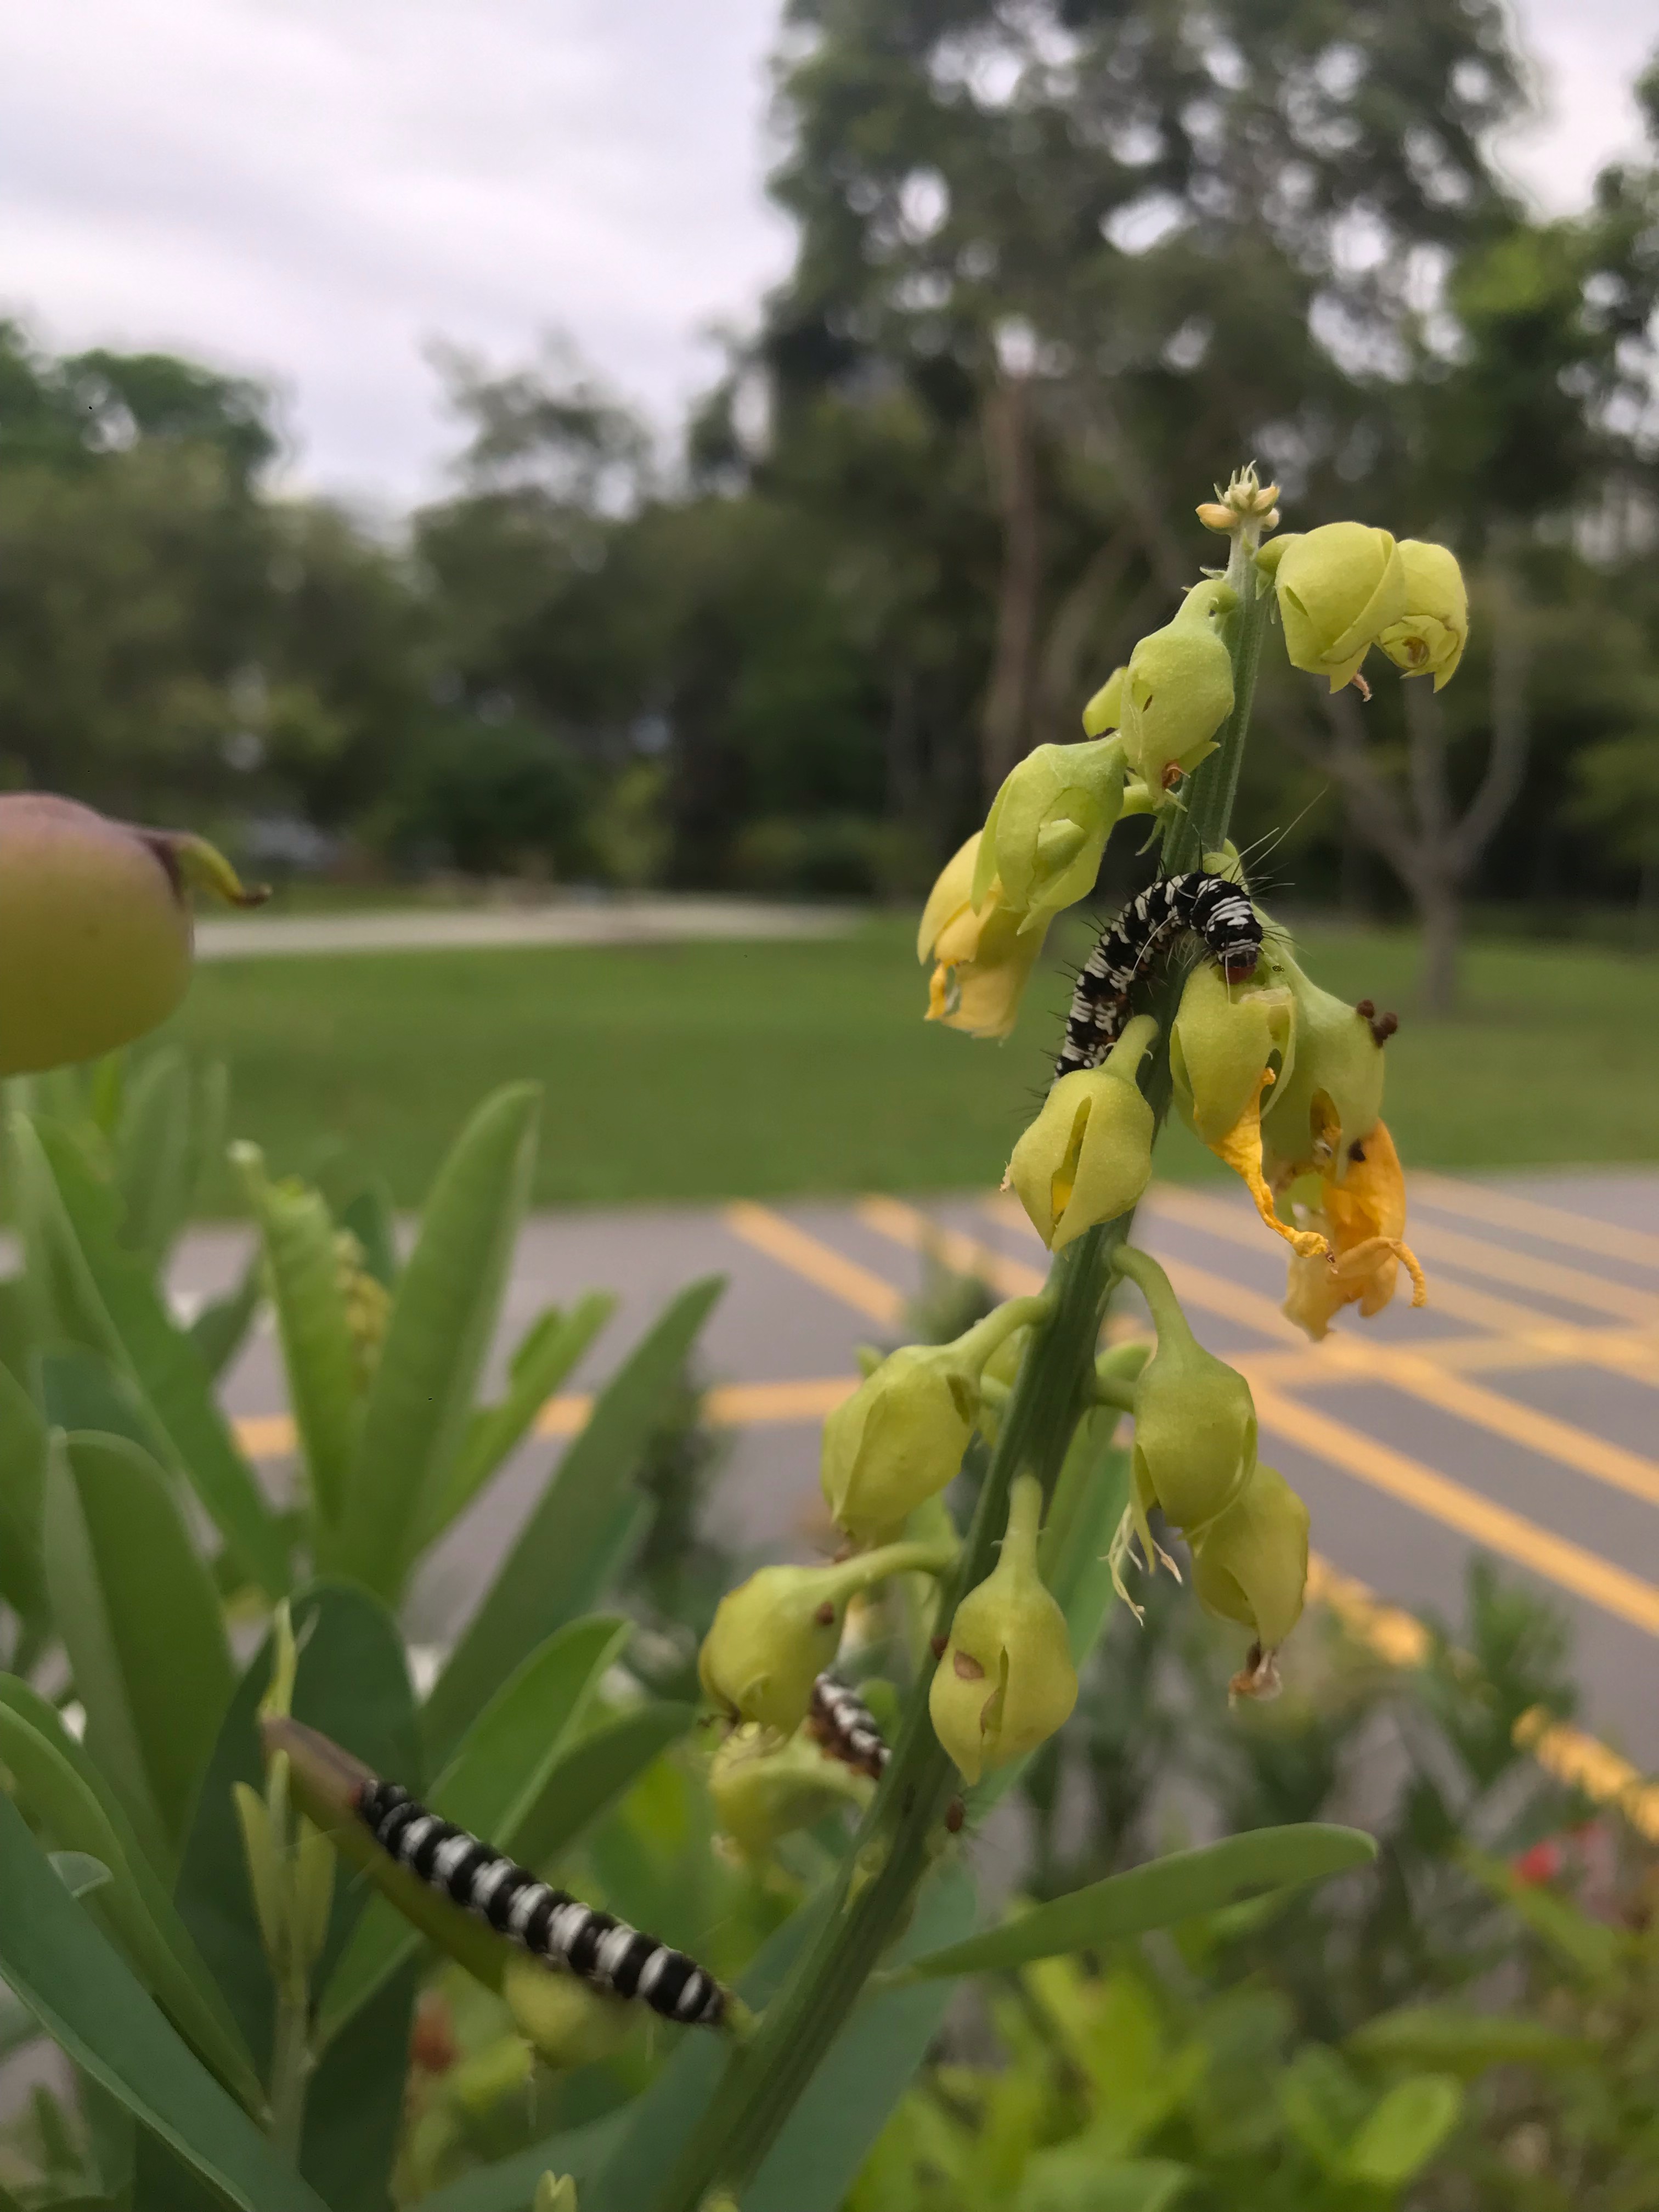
[1306,1553,1431,1667]
[855,1194,1046,1297]
[1415,1172,1659,1274]
[722,1201,906,1327]
[234,1412,297,1458]
[1251,1383,1659,1640]
[1408,1218,1659,1328]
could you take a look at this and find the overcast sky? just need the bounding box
[1,0,1652,509]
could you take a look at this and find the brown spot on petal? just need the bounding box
[814,1601,837,1626]
[945,1797,966,1834]
[1370,1009,1400,1046]
[1349,1140,1367,1164]
[951,1650,986,1682]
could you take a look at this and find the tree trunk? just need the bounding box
[980,374,1041,800]
[1418,879,1463,1014]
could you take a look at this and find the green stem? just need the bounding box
[268,1978,311,2163]
[650,486,1274,2212]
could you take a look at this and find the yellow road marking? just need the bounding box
[722,1201,906,1327]
[1250,1383,1659,1640]
[855,1194,1045,1299]
[1414,1172,1659,1274]
[1409,1218,1659,1328]
[234,1413,297,1458]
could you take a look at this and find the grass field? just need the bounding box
[157,913,1659,1212]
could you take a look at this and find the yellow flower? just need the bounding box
[917,833,1051,1039]
[1207,1068,1329,1259]
[1005,1014,1157,1249]
[1378,541,1469,691]
[1259,956,1389,1186]
[1259,522,1408,691]
[1080,664,1124,736]
[1116,582,1237,790]
[929,1476,1076,1785]
[1170,957,1296,1150]
[1113,1246,1257,1541]
[973,736,1128,927]
[1282,1120,1429,1341]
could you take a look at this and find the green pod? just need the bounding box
[1191,1463,1310,1652]
[974,736,1127,924]
[1259,522,1408,691]
[708,1722,872,1858]
[1116,582,1236,788]
[1260,951,1387,1181]
[0,795,266,1077]
[698,1561,857,1734]
[1378,539,1469,691]
[1171,960,1297,1149]
[1006,1015,1157,1250]
[1115,1247,1257,1538]
[929,1476,1076,1785]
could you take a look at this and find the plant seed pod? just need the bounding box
[929,1476,1076,1784]
[973,736,1127,925]
[1260,955,1388,1183]
[698,1562,857,1735]
[1006,1015,1157,1249]
[917,832,1052,1039]
[1171,960,1297,1150]
[1115,1246,1257,1539]
[1377,540,1469,690]
[1191,1463,1310,1654]
[0,794,266,1077]
[708,1722,873,1858]
[1116,583,1237,789]
[1257,522,1408,691]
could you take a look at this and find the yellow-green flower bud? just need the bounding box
[1170,955,1296,1150]
[929,1475,1076,1784]
[0,794,268,1077]
[973,737,1127,925]
[1080,665,1124,736]
[708,1722,873,1857]
[1006,1015,1157,1250]
[1260,952,1387,1182]
[1116,583,1236,788]
[1257,522,1408,691]
[1192,1463,1310,1655]
[1376,540,1468,691]
[504,1957,632,2069]
[700,1534,957,1731]
[534,2178,578,2212]
[1114,1246,1256,1538]
[822,1299,1044,1543]
[334,1228,392,1389]
[917,832,1052,1039]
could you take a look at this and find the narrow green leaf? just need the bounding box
[188,1251,266,1384]
[111,1049,195,1271]
[316,1616,629,2043]
[0,1792,329,2212]
[336,1084,541,1601]
[0,1679,263,2113]
[13,1116,289,1596]
[1346,2002,1590,2079]
[37,1348,153,1451]
[1339,2074,1463,2188]
[511,1703,697,1872]
[421,1294,617,1548]
[1016,2153,1193,2212]
[425,1276,724,1762]
[44,1432,235,1867]
[337,1180,399,1291]
[300,1961,419,2212]
[904,1826,1377,1981]
[0,1356,48,1620]
[411,2111,630,2212]
[173,1581,422,2075]
[234,1144,360,1541]
[1460,1845,1624,1979]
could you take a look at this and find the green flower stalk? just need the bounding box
[1006,1015,1158,1249]
[699,1539,957,1735]
[929,1475,1077,1784]
[821,1297,1050,1543]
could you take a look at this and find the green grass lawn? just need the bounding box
[159,913,1659,1212]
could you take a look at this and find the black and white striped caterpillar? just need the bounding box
[1056,870,1262,1080]
[807,1674,889,1780]
[357,1780,726,2028]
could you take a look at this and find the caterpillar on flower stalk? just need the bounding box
[1056,871,1262,1080]
[807,1673,890,1780]
[356,1779,726,2027]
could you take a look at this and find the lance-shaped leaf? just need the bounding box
[898,1825,1376,1981]
[234,1144,360,1542]
[189,1249,266,1383]
[335,1084,541,1602]
[0,1679,263,2113]
[419,1294,616,1549]
[112,1048,223,1273]
[11,1114,289,1596]
[0,1791,328,2212]
[316,1615,630,2043]
[0,1355,48,1621]
[44,1431,235,1870]
[425,1275,723,1763]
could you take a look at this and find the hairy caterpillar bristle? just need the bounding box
[1053,871,1263,1081]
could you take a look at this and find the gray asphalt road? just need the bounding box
[177,1167,1659,1772]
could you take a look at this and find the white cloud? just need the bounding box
[0,0,1649,506]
